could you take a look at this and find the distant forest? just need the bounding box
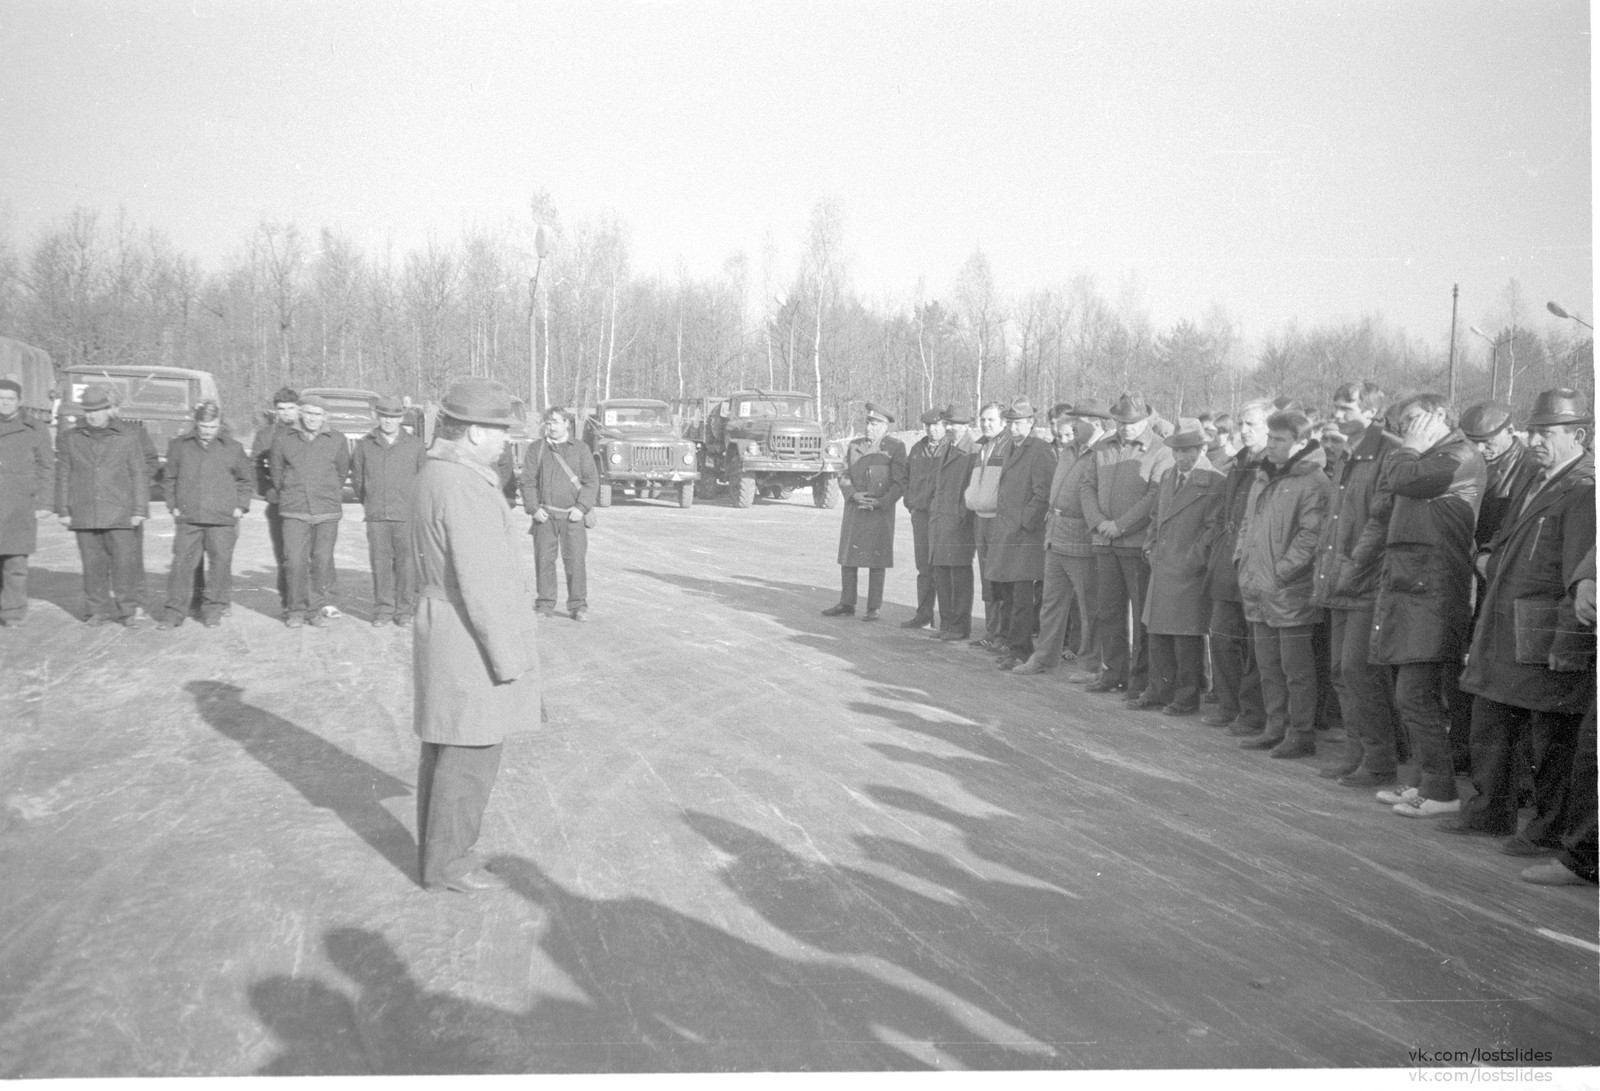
[1,194,1590,431]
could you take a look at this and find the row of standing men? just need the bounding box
[824,385,1596,888]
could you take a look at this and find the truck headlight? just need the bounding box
[826,443,841,458]
[681,451,694,466]
[745,442,761,457]
[609,451,622,465]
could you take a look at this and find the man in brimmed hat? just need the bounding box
[927,405,978,639]
[986,397,1057,670]
[0,377,53,628]
[1448,388,1595,859]
[1014,399,1109,676]
[270,393,353,628]
[155,401,252,629]
[412,378,539,895]
[55,384,154,627]
[1132,419,1222,713]
[1078,392,1174,694]
[352,395,427,627]
[901,407,949,629]
[824,402,907,620]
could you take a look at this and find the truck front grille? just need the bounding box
[770,434,821,459]
[631,445,672,469]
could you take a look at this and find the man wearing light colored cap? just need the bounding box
[269,393,353,628]
[823,402,907,620]
[55,384,154,627]
[412,378,539,895]
[900,407,947,629]
[351,395,427,627]
[0,377,53,628]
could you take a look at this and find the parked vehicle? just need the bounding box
[0,336,56,430]
[582,398,699,508]
[674,390,843,508]
[61,364,221,500]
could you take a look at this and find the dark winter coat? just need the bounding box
[1205,447,1264,603]
[1079,430,1174,553]
[837,434,908,568]
[162,431,253,525]
[1460,452,1595,713]
[983,434,1056,582]
[1369,430,1486,666]
[1310,424,1403,610]
[270,426,352,517]
[55,419,151,529]
[927,432,977,566]
[1476,438,1541,550]
[1235,442,1331,629]
[350,429,427,521]
[1142,459,1223,635]
[0,413,53,554]
[903,434,939,514]
[412,443,540,745]
[519,438,599,514]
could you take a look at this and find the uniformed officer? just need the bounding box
[823,403,908,621]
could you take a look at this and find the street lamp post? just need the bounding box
[1468,325,1512,400]
[528,226,549,408]
[1548,300,1594,330]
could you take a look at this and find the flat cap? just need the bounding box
[1460,401,1515,440]
[918,407,945,425]
[298,394,330,410]
[939,405,972,425]
[864,402,895,424]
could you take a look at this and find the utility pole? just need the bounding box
[1447,284,1458,404]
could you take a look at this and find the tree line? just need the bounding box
[0,195,1590,432]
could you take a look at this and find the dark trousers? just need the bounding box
[840,566,885,610]
[1329,605,1399,774]
[1095,550,1150,691]
[1311,612,1339,730]
[265,502,288,606]
[163,522,237,623]
[1392,661,1459,801]
[974,518,1004,638]
[282,517,340,619]
[999,579,1038,658]
[1036,547,1097,665]
[1556,704,1597,881]
[0,554,28,621]
[74,527,144,620]
[1461,695,1584,841]
[1147,633,1205,711]
[366,519,416,620]
[932,564,974,637]
[416,741,503,887]
[1252,622,1317,743]
[533,516,588,611]
[909,510,935,622]
[1210,598,1265,726]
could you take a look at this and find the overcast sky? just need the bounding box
[0,0,1590,348]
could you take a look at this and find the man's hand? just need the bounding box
[131,515,145,527]
[232,508,244,519]
[532,508,549,524]
[855,495,876,510]
[1096,520,1119,538]
[1576,578,1597,626]
[1401,408,1450,452]
[58,513,71,526]
[567,508,583,522]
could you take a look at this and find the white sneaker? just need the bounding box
[1394,797,1461,819]
[320,605,343,619]
[1376,786,1420,806]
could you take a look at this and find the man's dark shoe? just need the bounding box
[1125,694,1162,710]
[1499,836,1556,858]
[1338,769,1396,788]
[426,868,509,895]
[821,603,855,617]
[995,656,1023,671]
[1085,679,1124,694]
[1161,704,1199,717]
[535,606,556,618]
[1238,732,1285,750]
[1269,736,1317,759]
[285,615,305,629]
[1318,759,1362,780]
[123,606,154,629]
[394,615,412,628]
[938,629,970,642]
[372,616,393,628]
[901,616,933,629]
[308,613,330,628]
[1227,719,1266,737]
[1437,817,1511,838]
[202,615,222,628]
[570,608,587,622]
[861,608,880,622]
[969,636,998,649]
[1201,712,1236,728]
[156,617,179,630]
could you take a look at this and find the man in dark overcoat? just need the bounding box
[927,407,977,640]
[1369,394,1485,818]
[901,408,946,629]
[0,378,53,628]
[55,384,153,627]
[1202,401,1270,731]
[156,401,252,628]
[1135,420,1222,714]
[823,403,907,621]
[412,379,538,895]
[1312,381,1403,787]
[1446,390,1595,854]
[989,398,1056,670]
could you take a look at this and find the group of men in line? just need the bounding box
[0,382,598,634]
[826,384,1596,889]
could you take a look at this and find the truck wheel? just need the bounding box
[597,482,613,507]
[678,482,695,509]
[813,475,841,509]
[734,474,757,508]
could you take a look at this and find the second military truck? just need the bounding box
[583,398,700,508]
[676,390,844,508]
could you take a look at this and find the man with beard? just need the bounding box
[823,404,907,621]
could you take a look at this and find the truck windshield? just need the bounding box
[68,374,194,412]
[601,404,673,429]
[733,398,812,419]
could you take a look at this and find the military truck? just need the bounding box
[581,398,699,508]
[299,387,381,501]
[61,364,221,499]
[676,390,843,508]
[0,336,56,429]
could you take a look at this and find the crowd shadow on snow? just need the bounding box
[247,855,1049,1074]
[185,680,418,884]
